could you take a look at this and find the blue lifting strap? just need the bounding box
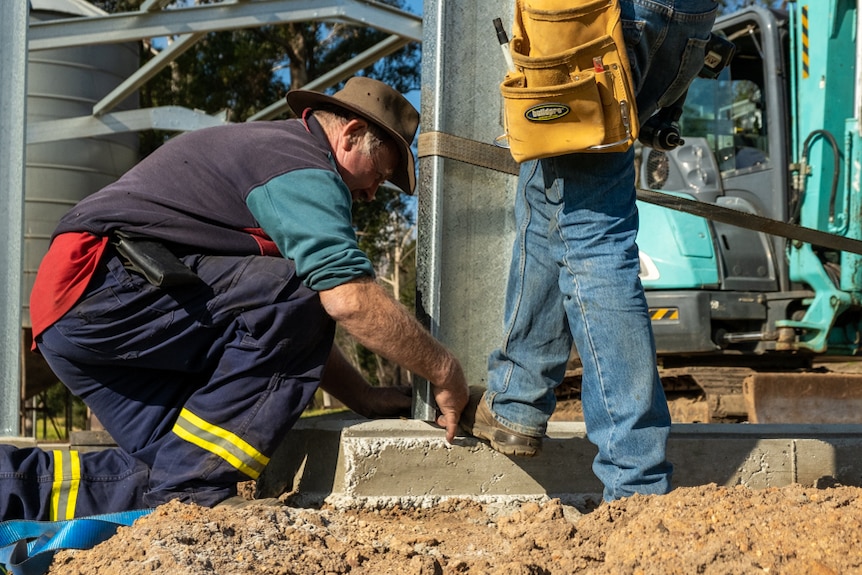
[0,509,153,575]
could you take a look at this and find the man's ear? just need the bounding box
[341,118,367,150]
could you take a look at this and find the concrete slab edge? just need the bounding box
[259,419,862,509]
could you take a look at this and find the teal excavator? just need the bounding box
[633,1,862,422]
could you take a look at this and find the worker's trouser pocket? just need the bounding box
[501,0,638,162]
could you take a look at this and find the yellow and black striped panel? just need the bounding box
[649,307,679,321]
[173,408,270,479]
[801,5,809,79]
[51,449,81,521]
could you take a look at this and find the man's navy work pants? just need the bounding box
[2,247,334,520]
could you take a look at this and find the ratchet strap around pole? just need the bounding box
[636,188,862,256]
[0,509,152,575]
[417,130,862,257]
[417,131,519,175]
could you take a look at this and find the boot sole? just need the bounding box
[471,422,542,457]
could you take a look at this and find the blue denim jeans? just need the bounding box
[486,0,718,501]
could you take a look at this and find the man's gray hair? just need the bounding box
[313,106,389,156]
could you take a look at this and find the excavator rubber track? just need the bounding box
[562,360,862,424]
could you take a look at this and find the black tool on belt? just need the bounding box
[112,231,201,288]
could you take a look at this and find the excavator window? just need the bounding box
[679,24,770,174]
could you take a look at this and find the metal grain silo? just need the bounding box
[24,0,140,328]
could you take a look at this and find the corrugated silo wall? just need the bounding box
[23,7,140,401]
[24,9,140,329]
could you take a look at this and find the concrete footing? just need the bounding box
[257,418,862,507]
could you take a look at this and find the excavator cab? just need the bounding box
[635,5,862,423]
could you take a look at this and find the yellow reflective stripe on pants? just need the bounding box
[51,449,81,520]
[173,408,270,479]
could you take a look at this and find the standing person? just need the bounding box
[460,0,718,501]
[2,76,469,521]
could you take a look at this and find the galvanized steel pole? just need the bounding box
[414,0,516,418]
[0,2,28,436]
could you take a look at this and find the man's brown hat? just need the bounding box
[286,76,420,195]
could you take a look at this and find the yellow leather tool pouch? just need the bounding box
[501,0,638,162]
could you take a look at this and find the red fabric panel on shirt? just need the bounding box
[30,232,109,347]
[243,227,281,257]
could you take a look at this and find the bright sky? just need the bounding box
[404,0,422,16]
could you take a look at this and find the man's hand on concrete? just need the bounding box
[433,368,470,443]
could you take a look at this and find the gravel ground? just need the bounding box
[46,481,862,575]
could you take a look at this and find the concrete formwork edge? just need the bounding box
[258,419,862,508]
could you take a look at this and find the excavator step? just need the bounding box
[743,372,862,424]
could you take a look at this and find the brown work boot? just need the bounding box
[459,386,542,457]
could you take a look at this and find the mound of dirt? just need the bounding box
[48,482,862,575]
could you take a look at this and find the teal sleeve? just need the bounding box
[246,168,375,290]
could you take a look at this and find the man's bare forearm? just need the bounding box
[320,278,469,440]
[319,278,459,386]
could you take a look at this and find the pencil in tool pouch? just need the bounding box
[500,0,638,162]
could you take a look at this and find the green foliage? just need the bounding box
[90,0,143,11]
[342,185,418,387]
[146,29,290,122]
[353,186,415,263]
[137,0,419,122]
[31,382,87,440]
